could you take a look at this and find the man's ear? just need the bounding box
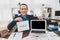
[18,10,21,13]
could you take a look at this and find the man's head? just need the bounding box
[20,4,28,16]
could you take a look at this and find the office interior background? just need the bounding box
[0,0,60,30]
[0,0,60,40]
[0,0,60,20]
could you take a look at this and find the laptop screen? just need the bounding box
[31,20,45,29]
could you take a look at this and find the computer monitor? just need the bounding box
[55,11,60,16]
[55,11,60,19]
[30,20,46,32]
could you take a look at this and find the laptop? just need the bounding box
[30,20,46,33]
[29,20,47,37]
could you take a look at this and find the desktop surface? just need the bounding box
[24,31,60,40]
[0,30,60,40]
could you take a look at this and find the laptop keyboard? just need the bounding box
[31,31,46,33]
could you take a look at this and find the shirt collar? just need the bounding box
[18,14,21,16]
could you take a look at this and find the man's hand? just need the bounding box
[0,29,11,38]
[37,16,43,20]
[15,17,22,22]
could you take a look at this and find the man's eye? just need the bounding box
[22,8,23,10]
[21,8,27,10]
[25,8,27,10]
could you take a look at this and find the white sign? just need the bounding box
[17,21,29,32]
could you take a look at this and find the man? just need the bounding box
[7,4,43,32]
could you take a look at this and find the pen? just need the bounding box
[13,33,16,37]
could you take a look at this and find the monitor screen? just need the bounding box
[31,20,45,29]
[55,11,60,16]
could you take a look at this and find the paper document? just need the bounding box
[49,25,55,27]
[8,32,23,40]
[17,21,29,32]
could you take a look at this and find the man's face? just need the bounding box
[20,5,28,16]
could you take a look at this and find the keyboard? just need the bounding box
[54,31,60,36]
[31,31,46,33]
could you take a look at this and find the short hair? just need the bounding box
[20,4,28,9]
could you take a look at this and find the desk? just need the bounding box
[0,31,60,40]
[23,31,60,40]
[0,30,29,38]
[0,30,29,40]
[0,38,7,40]
[47,18,59,27]
[49,18,60,22]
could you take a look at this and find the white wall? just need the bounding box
[31,0,60,18]
[0,0,12,21]
[49,0,60,18]
[0,0,60,20]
